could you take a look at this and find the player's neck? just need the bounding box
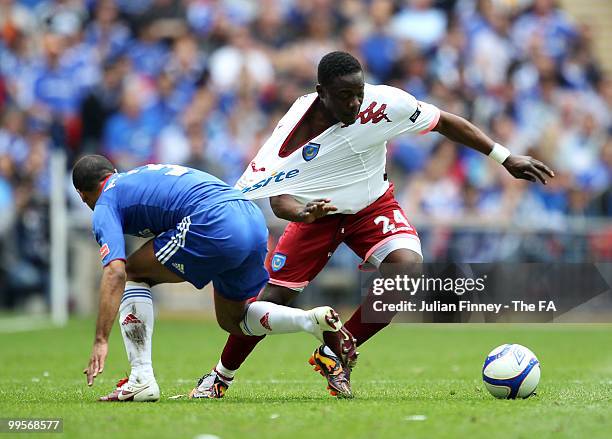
[90,174,113,207]
[313,98,339,128]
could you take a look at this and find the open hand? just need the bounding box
[84,340,108,386]
[503,155,555,184]
[298,198,338,223]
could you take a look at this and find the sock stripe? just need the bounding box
[121,294,153,304]
[241,316,254,336]
[122,291,152,298]
[214,368,234,382]
[123,288,152,294]
[124,290,152,296]
[122,292,152,298]
[122,292,152,299]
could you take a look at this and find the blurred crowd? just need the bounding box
[1,0,611,304]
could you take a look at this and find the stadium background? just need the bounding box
[0,0,610,319]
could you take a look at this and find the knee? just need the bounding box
[380,249,423,278]
[217,314,243,335]
[125,260,144,282]
[125,259,155,285]
[257,285,296,305]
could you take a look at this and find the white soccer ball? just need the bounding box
[482,344,540,399]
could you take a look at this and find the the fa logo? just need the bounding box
[513,348,526,366]
[271,253,287,272]
[302,142,320,162]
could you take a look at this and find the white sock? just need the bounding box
[215,360,235,381]
[119,281,155,383]
[239,301,318,337]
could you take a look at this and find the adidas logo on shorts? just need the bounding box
[172,262,185,274]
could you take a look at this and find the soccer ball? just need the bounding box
[482,344,540,399]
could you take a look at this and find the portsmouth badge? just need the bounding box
[302,142,321,162]
[271,253,287,272]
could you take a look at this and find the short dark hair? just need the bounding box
[72,154,115,192]
[317,51,362,86]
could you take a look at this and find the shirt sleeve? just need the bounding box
[92,204,126,266]
[386,86,441,136]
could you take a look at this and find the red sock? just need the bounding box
[218,295,267,371]
[344,290,397,347]
[344,309,390,347]
[220,333,265,371]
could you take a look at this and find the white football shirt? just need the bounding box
[235,83,440,213]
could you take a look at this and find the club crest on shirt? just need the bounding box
[271,253,287,272]
[302,142,320,162]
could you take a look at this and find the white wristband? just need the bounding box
[489,143,511,164]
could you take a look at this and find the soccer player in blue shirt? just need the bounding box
[73,155,357,401]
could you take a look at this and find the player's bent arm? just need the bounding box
[270,195,338,223]
[432,110,494,155]
[432,110,555,184]
[94,259,127,343]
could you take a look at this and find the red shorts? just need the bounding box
[266,185,421,290]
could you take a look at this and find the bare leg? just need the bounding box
[344,249,423,346]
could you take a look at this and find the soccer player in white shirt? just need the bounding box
[190,51,554,399]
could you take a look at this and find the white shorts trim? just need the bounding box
[366,235,422,268]
[267,278,308,292]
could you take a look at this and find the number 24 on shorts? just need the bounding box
[374,210,414,234]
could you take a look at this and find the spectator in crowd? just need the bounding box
[390,0,447,51]
[80,56,127,153]
[84,0,131,61]
[103,78,161,168]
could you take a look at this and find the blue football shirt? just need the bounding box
[92,164,247,266]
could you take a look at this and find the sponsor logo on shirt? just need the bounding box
[241,169,300,193]
[100,243,110,259]
[250,161,266,172]
[409,103,422,123]
[343,101,392,127]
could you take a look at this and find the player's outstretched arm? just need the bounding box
[84,260,127,386]
[432,111,555,184]
[270,195,338,223]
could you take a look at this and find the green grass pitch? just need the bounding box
[1,319,611,439]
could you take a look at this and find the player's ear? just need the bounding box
[316,84,324,99]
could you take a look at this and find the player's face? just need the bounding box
[78,190,96,210]
[319,71,365,125]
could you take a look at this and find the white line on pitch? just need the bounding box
[0,317,54,333]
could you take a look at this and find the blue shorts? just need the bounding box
[153,199,270,301]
